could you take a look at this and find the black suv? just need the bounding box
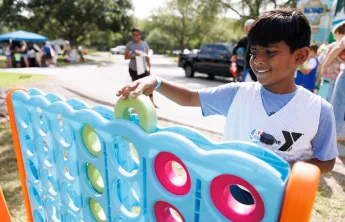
[178,43,237,80]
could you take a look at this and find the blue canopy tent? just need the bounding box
[0,30,48,42]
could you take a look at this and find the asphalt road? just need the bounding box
[2,54,230,134]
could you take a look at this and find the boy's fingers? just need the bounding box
[117,82,138,98]
[121,84,138,99]
[121,87,132,99]
[143,88,154,96]
[116,85,130,96]
[131,84,146,98]
[118,87,127,98]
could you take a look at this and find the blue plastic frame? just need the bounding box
[9,88,291,222]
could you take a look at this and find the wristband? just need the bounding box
[153,76,162,89]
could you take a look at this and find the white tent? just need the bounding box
[50,39,69,45]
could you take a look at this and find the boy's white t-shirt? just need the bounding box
[223,82,320,162]
[198,82,338,162]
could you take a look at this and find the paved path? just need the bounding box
[2,55,228,134]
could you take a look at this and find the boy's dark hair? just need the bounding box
[310,44,318,53]
[248,8,311,53]
[333,21,345,35]
[131,27,141,33]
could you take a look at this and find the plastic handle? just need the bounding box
[114,94,157,133]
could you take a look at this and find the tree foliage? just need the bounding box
[0,0,304,51]
[147,0,222,51]
[0,0,133,46]
[213,0,297,21]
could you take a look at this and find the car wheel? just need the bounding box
[207,74,214,79]
[185,64,194,78]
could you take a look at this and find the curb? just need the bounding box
[61,86,222,136]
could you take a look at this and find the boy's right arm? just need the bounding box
[116,76,201,107]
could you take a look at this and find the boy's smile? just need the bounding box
[249,42,308,94]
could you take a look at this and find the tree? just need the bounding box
[200,17,244,45]
[145,28,174,54]
[84,29,124,50]
[149,0,221,51]
[0,0,133,47]
[213,0,297,20]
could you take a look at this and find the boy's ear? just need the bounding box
[295,47,310,66]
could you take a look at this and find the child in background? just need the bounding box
[322,36,345,143]
[13,46,22,68]
[314,44,328,94]
[4,42,12,68]
[320,21,345,101]
[295,44,319,92]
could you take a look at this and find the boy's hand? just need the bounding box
[116,76,157,99]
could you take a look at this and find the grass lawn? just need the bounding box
[0,122,26,221]
[0,117,344,221]
[56,56,93,67]
[0,55,7,68]
[164,54,179,63]
[87,50,107,55]
[0,72,47,87]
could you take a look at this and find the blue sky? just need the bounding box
[132,0,167,19]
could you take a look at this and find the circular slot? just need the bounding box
[154,152,191,195]
[210,174,265,221]
[90,198,106,222]
[82,124,102,157]
[87,163,104,194]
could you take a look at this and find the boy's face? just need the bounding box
[249,41,309,92]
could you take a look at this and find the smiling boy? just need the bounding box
[117,9,338,174]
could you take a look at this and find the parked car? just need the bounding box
[172,48,192,55]
[178,43,240,80]
[110,45,126,55]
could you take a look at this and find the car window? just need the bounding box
[213,45,229,57]
[200,45,213,56]
[224,44,234,53]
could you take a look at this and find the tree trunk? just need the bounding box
[70,38,77,48]
[180,35,185,52]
